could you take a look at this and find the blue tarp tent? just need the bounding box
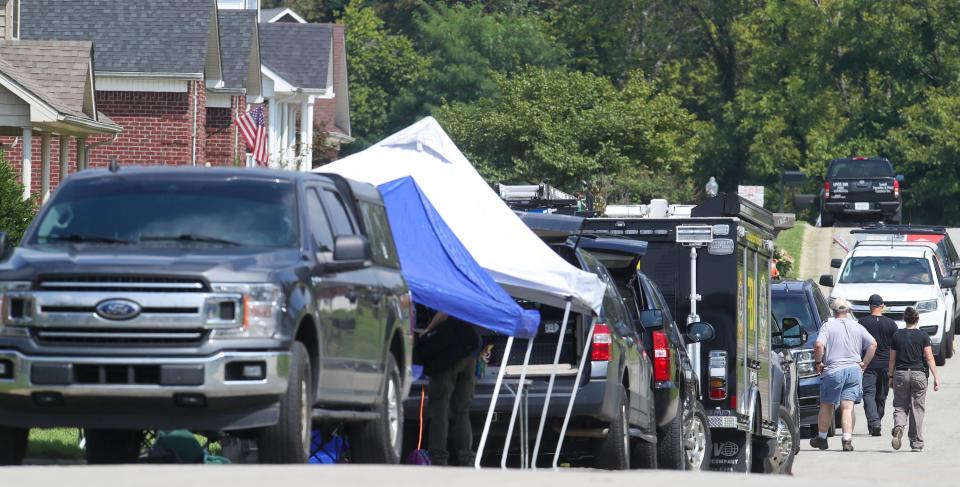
[378,177,540,339]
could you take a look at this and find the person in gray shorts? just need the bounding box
[888,307,941,452]
[810,297,877,452]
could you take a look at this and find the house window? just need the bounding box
[10,0,19,40]
[216,0,256,9]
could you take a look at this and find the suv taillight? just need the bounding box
[708,350,728,401]
[824,181,831,199]
[652,330,670,382]
[894,179,900,198]
[591,323,611,361]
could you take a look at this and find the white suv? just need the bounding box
[820,243,957,365]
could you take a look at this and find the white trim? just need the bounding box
[96,71,204,80]
[59,134,70,186]
[0,71,58,121]
[96,77,189,93]
[261,64,297,93]
[40,133,51,202]
[206,93,233,108]
[266,8,307,23]
[205,79,226,89]
[21,127,30,199]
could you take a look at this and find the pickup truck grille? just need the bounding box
[37,276,207,293]
[32,328,208,346]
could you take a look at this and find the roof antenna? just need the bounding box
[108,157,120,173]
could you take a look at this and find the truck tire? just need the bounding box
[0,427,28,465]
[752,406,798,474]
[258,342,312,463]
[657,399,709,470]
[935,347,947,366]
[85,429,144,464]
[348,354,403,464]
[593,387,630,470]
[945,329,955,359]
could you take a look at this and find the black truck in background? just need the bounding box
[0,167,413,465]
[586,193,800,474]
[819,157,904,227]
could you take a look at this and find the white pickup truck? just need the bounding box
[820,242,957,365]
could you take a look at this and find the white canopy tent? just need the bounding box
[317,117,606,469]
[317,117,604,315]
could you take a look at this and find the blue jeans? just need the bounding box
[820,366,863,408]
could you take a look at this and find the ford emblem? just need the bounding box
[95,299,141,320]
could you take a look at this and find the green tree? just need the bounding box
[0,153,36,244]
[337,0,430,150]
[437,67,705,203]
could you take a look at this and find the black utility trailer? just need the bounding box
[585,193,798,473]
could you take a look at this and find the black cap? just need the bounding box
[868,294,884,307]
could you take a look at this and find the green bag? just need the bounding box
[146,430,231,464]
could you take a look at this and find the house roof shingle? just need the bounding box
[259,8,284,22]
[259,23,330,90]
[20,0,217,76]
[0,40,92,119]
[218,9,257,90]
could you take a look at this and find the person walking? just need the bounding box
[416,308,482,466]
[858,294,899,436]
[809,297,877,452]
[889,307,940,452]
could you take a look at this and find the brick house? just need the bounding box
[4,0,349,198]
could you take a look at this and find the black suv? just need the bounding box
[819,157,903,226]
[0,167,412,465]
[577,237,715,470]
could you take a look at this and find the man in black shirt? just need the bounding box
[859,294,900,436]
[888,307,941,451]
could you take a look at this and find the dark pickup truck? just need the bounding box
[0,167,413,465]
[819,157,903,227]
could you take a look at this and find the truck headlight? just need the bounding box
[915,299,938,313]
[793,349,817,379]
[0,281,32,328]
[210,284,284,338]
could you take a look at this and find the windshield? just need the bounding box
[772,295,819,335]
[838,256,933,284]
[30,177,298,248]
[827,160,893,178]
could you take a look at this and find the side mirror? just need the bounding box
[896,174,905,183]
[685,322,715,343]
[329,235,372,270]
[941,276,957,289]
[819,274,834,287]
[781,317,808,348]
[830,258,842,269]
[639,309,666,330]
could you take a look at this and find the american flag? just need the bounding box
[236,106,268,165]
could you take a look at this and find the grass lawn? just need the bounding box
[26,428,84,460]
[777,222,807,279]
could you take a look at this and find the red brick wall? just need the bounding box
[1,134,76,197]
[205,95,246,166]
[314,24,346,136]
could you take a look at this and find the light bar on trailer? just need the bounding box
[675,225,714,245]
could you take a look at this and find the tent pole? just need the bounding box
[531,298,572,469]
[475,335,514,470]
[500,335,535,469]
[552,317,597,469]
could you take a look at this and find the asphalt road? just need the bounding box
[7,225,960,485]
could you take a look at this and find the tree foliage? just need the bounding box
[0,153,36,244]
[437,67,704,204]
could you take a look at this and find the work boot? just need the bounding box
[869,426,882,437]
[842,439,854,452]
[809,436,829,450]
[891,426,903,450]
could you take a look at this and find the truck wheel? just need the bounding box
[684,402,711,470]
[258,342,312,463]
[656,399,685,470]
[820,211,835,227]
[945,329,955,359]
[0,427,29,465]
[753,406,798,474]
[348,354,403,464]
[593,387,630,470]
[85,429,144,464]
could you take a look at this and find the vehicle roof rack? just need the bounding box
[851,224,948,235]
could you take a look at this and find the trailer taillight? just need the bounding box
[708,350,728,401]
[894,179,900,198]
[591,323,611,361]
[652,330,671,382]
[824,181,831,199]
